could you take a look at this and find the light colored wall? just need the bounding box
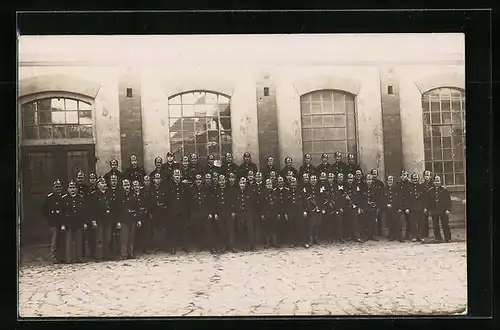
[397,65,465,176]
[18,66,122,174]
[276,65,385,176]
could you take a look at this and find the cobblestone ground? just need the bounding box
[19,231,467,317]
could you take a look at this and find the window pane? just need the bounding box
[312,116,322,127]
[65,99,78,110]
[433,149,442,160]
[80,125,93,138]
[454,161,464,173]
[440,126,452,137]
[441,99,450,111]
[347,140,357,154]
[194,118,206,132]
[422,100,429,112]
[38,99,51,111]
[442,137,452,148]
[434,162,444,173]
[53,125,65,138]
[170,118,182,131]
[424,138,431,150]
[333,92,345,102]
[22,103,36,125]
[444,174,454,186]
[441,112,451,124]
[431,113,440,124]
[312,128,324,140]
[39,126,52,139]
[311,92,321,101]
[39,111,52,124]
[206,93,218,104]
[170,105,182,117]
[219,104,231,117]
[220,117,231,130]
[221,131,232,144]
[324,141,335,153]
[444,161,454,173]
[346,124,356,140]
[170,131,183,143]
[79,101,92,110]
[194,105,206,117]
[302,128,312,141]
[455,173,465,185]
[182,105,195,117]
[303,141,313,153]
[333,115,346,127]
[219,95,230,104]
[451,100,461,111]
[67,125,79,138]
[325,127,346,140]
[79,110,92,124]
[311,103,322,114]
[332,141,347,153]
[221,142,232,155]
[451,112,462,124]
[422,113,430,125]
[50,98,64,111]
[346,115,355,130]
[432,137,442,149]
[169,95,181,104]
[430,101,440,112]
[184,143,195,155]
[443,149,453,160]
[66,111,78,124]
[334,100,346,113]
[322,102,334,113]
[345,99,355,114]
[24,126,38,139]
[301,102,311,115]
[323,115,334,126]
[302,116,312,128]
[321,91,333,102]
[424,149,432,160]
[181,92,198,104]
[425,161,433,172]
[195,132,207,144]
[312,140,324,153]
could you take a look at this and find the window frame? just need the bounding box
[19,91,96,146]
[422,86,466,189]
[300,89,359,165]
[167,90,232,164]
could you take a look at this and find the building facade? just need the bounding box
[18,35,466,244]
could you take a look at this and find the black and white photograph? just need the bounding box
[17,33,467,317]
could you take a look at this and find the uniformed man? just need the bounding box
[133,179,149,254]
[61,181,85,263]
[318,171,329,189]
[261,156,278,180]
[103,159,123,187]
[346,173,363,243]
[150,173,167,251]
[88,173,98,194]
[117,179,142,259]
[188,153,204,182]
[269,171,278,188]
[189,173,214,252]
[211,171,219,188]
[408,173,428,242]
[304,174,327,247]
[362,174,379,241]
[280,157,299,180]
[221,152,240,178]
[287,177,306,247]
[107,174,122,257]
[239,152,258,179]
[149,157,163,179]
[160,151,180,182]
[251,171,265,246]
[262,178,279,249]
[383,175,403,242]
[346,153,361,176]
[204,173,213,188]
[299,153,316,178]
[76,170,90,197]
[370,169,385,236]
[331,151,348,176]
[316,153,331,177]
[166,169,188,254]
[398,169,412,239]
[354,169,365,186]
[329,174,347,243]
[89,177,113,260]
[41,179,65,263]
[180,156,192,185]
[228,172,238,188]
[421,169,434,238]
[429,175,453,243]
[204,154,220,176]
[299,172,310,192]
[214,174,237,253]
[275,176,290,246]
[247,170,256,186]
[317,171,330,242]
[123,154,147,185]
[235,177,256,251]
[334,173,352,243]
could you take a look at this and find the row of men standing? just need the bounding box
[41,151,453,264]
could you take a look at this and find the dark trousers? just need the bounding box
[135,215,151,252]
[49,226,65,262]
[375,209,383,236]
[386,208,402,240]
[409,209,425,239]
[95,221,112,259]
[151,209,166,250]
[65,227,83,263]
[307,211,323,244]
[263,213,278,237]
[288,212,306,245]
[432,214,451,241]
[238,212,255,249]
[223,214,236,249]
[167,212,183,250]
[83,225,96,259]
[207,216,225,251]
[322,213,335,242]
[253,209,263,245]
[423,212,430,238]
[362,208,377,240]
[403,212,411,238]
[344,209,360,240]
[191,214,208,249]
[325,211,344,241]
[120,221,136,258]
[110,225,119,256]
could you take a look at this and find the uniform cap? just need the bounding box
[334,151,341,156]
[166,151,174,157]
[153,173,161,179]
[53,179,62,186]
[89,173,97,178]
[321,153,328,158]
[243,152,251,157]
[68,180,77,187]
[97,176,106,184]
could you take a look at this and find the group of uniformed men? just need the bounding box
[41,151,453,264]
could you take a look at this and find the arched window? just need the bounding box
[21,97,94,141]
[300,90,357,164]
[422,87,465,186]
[168,91,231,163]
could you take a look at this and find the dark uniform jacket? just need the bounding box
[275,186,290,216]
[429,186,452,214]
[180,166,192,184]
[326,185,344,214]
[363,184,379,211]
[76,182,90,197]
[188,163,204,181]
[166,181,188,215]
[160,161,180,182]
[409,183,428,211]
[316,163,331,177]
[279,166,299,180]
[239,162,258,179]
[220,162,240,178]
[261,165,278,180]
[351,182,367,212]
[41,192,64,227]
[398,180,412,211]
[422,180,434,210]
[331,161,348,176]
[298,164,316,178]
[304,184,327,213]
[89,184,98,195]
[382,184,401,210]
[235,187,254,217]
[150,184,167,212]
[62,193,86,228]
[89,189,112,223]
[189,184,215,218]
[107,186,123,222]
[104,169,123,187]
[288,187,305,215]
[333,183,351,211]
[120,191,140,222]
[214,186,236,216]
[123,166,147,185]
[149,168,162,180]
[373,178,385,206]
[250,182,265,215]
[262,188,278,217]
